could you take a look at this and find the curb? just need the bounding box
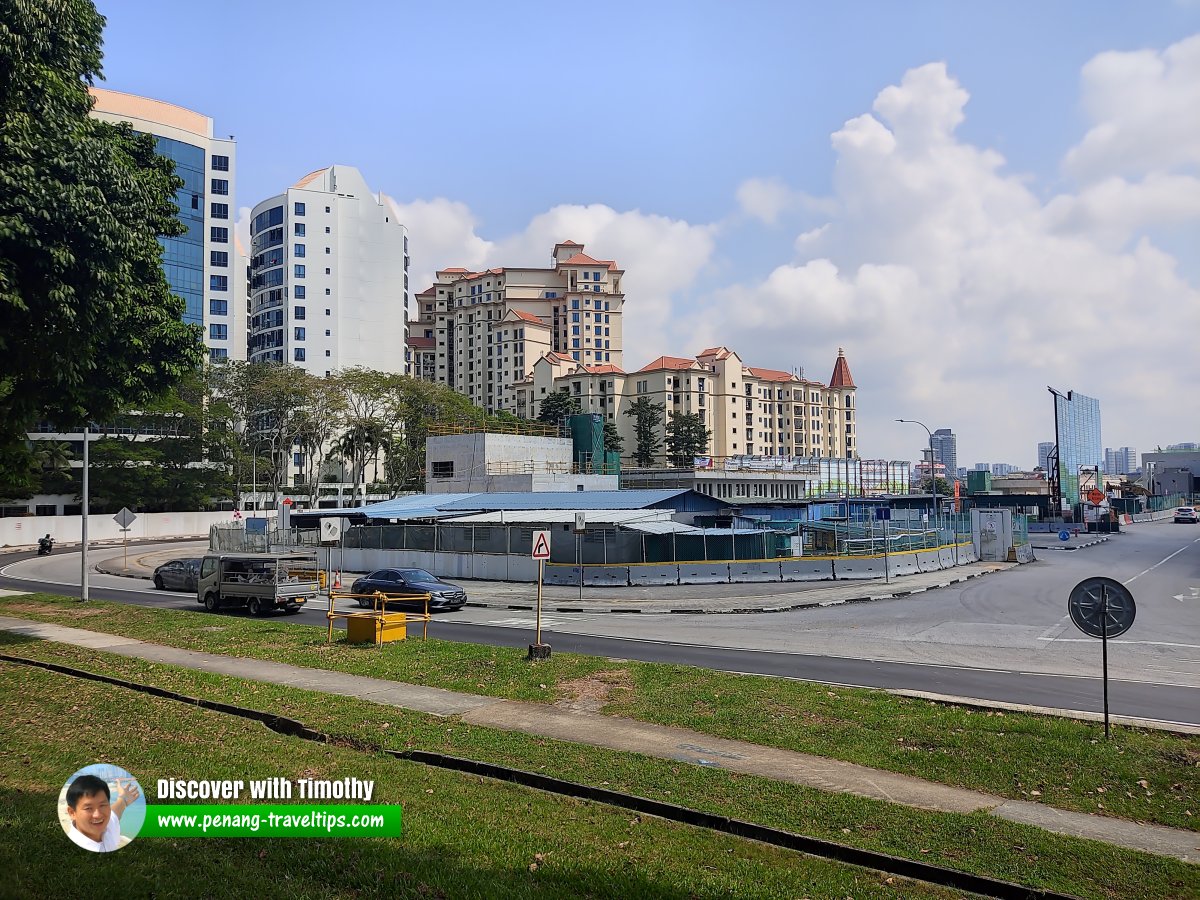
[1032,537,1110,552]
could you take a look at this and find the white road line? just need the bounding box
[1038,637,1200,649]
[1122,537,1200,585]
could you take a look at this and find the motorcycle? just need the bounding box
[37,539,53,556]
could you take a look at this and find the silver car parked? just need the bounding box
[153,558,202,592]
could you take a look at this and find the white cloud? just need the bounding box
[735,177,834,224]
[384,197,494,298]
[1064,33,1200,180]
[680,55,1200,464]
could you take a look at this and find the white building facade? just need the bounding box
[89,88,243,362]
[248,165,408,375]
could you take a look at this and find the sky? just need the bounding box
[93,1,1200,468]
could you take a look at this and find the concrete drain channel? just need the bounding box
[1,652,1079,900]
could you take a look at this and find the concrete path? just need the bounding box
[1,616,1196,863]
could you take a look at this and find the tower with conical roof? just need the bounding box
[828,349,857,458]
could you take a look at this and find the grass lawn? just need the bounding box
[2,661,968,900]
[3,636,1198,900]
[2,592,1196,834]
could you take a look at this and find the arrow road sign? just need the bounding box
[113,507,137,529]
[531,530,552,560]
[1172,587,1199,603]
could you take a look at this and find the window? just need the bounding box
[294,265,305,277]
[209,299,227,316]
[210,226,228,243]
[293,452,304,467]
[325,288,331,295]
[294,348,306,361]
[325,329,331,337]
[210,250,228,267]
[294,202,305,215]
[294,285,306,299]
[325,349,331,357]
[294,243,305,257]
[294,327,306,341]
[209,347,228,360]
[431,461,454,479]
[324,267,330,275]
[325,247,331,254]
[325,226,330,234]
[210,202,229,219]
[209,324,228,340]
[293,306,305,320]
[325,308,331,316]
[210,178,229,195]
[211,155,229,171]
[209,275,228,291]
[593,285,601,292]
[545,291,557,299]
[325,206,330,213]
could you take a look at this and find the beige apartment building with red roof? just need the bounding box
[408,241,625,412]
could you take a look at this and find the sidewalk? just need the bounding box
[94,542,1016,614]
[1,615,1195,863]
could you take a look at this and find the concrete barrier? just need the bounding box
[543,564,580,586]
[886,552,921,576]
[780,558,835,581]
[956,542,976,564]
[1,510,233,548]
[677,563,730,584]
[1015,543,1036,563]
[916,549,942,573]
[628,564,679,586]
[834,555,885,579]
[937,546,956,569]
[729,561,782,582]
[584,565,630,587]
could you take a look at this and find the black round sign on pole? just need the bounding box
[1069,577,1136,639]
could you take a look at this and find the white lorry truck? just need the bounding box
[196,552,320,616]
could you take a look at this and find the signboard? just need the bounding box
[113,507,137,529]
[574,512,586,533]
[531,530,552,560]
[874,507,891,521]
[1087,488,1105,505]
[282,497,294,506]
[319,517,343,542]
[245,517,269,535]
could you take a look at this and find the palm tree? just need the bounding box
[33,441,73,472]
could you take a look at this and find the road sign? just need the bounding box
[531,530,551,560]
[1069,577,1136,639]
[1058,529,1070,541]
[1087,488,1105,505]
[113,507,137,529]
[283,497,293,506]
[574,512,586,533]
[874,507,891,521]
[319,517,342,542]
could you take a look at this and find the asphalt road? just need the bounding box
[3,524,1199,726]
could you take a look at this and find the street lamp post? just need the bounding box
[897,419,938,541]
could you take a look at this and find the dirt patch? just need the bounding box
[554,669,634,712]
[3,602,107,619]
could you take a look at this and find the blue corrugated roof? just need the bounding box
[295,489,712,522]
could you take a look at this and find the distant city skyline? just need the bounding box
[91,2,1200,462]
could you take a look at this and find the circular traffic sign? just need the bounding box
[1058,529,1070,542]
[1068,577,1135,639]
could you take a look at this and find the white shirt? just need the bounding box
[68,810,121,852]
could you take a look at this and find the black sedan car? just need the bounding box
[153,558,201,592]
[350,568,467,611]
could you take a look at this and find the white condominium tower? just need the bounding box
[248,165,408,374]
[408,241,625,413]
[89,88,243,361]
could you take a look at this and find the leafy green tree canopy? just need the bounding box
[537,390,581,425]
[0,0,203,462]
[664,412,711,467]
[624,396,664,467]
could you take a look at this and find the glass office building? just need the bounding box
[154,135,206,326]
[1050,389,1102,508]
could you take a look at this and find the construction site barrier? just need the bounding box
[937,546,956,569]
[833,556,885,579]
[543,564,580,586]
[325,590,430,647]
[916,549,943,573]
[677,563,731,585]
[627,564,680,586]
[780,558,836,581]
[584,566,630,587]
[729,561,783,582]
[883,553,921,577]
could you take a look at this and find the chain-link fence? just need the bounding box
[209,524,320,553]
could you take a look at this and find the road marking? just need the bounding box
[1122,537,1200,585]
[1038,637,1200,649]
[1172,586,1199,602]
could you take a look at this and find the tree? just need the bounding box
[603,421,624,455]
[33,441,74,473]
[664,412,711,467]
[920,477,951,496]
[0,1,204,477]
[624,397,664,467]
[537,390,580,426]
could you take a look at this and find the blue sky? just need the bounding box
[94,2,1200,466]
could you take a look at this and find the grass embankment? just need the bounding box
[2,593,1197,833]
[2,641,1198,896]
[1,663,962,900]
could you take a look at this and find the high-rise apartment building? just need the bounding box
[89,88,243,361]
[408,242,625,413]
[1037,441,1054,472]
[1049,388,1103,508]
[513,346,857,463]
[931,428,957,479]
[248,166,408,374]
[1104,446,1138,475]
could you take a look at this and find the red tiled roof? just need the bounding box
[416,286,435,297]
[508,309,547,325]
[697,346,733,360]
[438,267,468,273]
[544,351,575,365]
[559,252,605,267]
[829,348,855,388]
[747,366,796,383]
[637,355,697,373]
[554,239,583,247]
[581,364,625,375]
[407,337,435,349]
